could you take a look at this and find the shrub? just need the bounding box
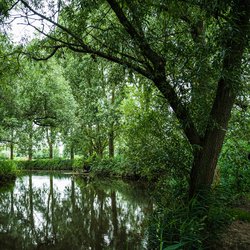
[72,157,84,171]
[90,156,142,179]
[16,159,73,171]
[0,160,17,185]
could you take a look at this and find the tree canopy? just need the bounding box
[0,0,249,197]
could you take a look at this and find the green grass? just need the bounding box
[229,208,250,222]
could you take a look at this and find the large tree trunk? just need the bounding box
[189,1,250,198]
[189,94,234,198]
[10,129,14,160]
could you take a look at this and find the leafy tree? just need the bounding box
[62,54,124,158]
[19,59,77,158]
[120,76,192,180]
[0,54,77,159]
[0,35,21,159]
[9,0,250,197]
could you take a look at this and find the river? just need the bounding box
[0,172,153,250]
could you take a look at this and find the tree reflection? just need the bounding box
[0,174,153,249]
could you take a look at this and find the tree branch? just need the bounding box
[23,46,62,61]
[19,0,151,79]
[106,0,165,67]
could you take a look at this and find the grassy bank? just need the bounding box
[14,156,161,181]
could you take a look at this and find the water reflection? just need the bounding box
[0,173,153,249]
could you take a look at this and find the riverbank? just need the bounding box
[2,158,250,249]
[14,158,153,181]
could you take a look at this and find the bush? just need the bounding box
[72,157,84,171]
[0,160,17,185]
[90,156,142,179]
[16,159,73,171]
[72,154,96,172]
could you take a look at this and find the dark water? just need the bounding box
[0,173,153,250]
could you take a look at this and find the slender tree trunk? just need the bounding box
[96,123,104,158]
[28,135,33,161]
[28,121,33,161]
[108,128,114,158]
[109,83,115,158]
[9,128,14,160]
[70,144,74,160]
[49,143,53,159]
[28,146,33,161]
[46,127,54,159]
[10,142,14,160]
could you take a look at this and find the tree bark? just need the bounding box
[28,121,33,160]
[108,128,114,158]
[70,144,74,160]
[49,143,53,159]
[189,0,250,198]
[28,146,33,161]
[10,129,14,160]
[46,127,54,159]
[28,133,33,161]
[109,83,115,158]
[10,142,14,160]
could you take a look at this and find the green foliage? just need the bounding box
[72,155,136,178]
[91,157,128,177]
[219,138,250,194]
[228,208,250,223]
[148,191,232,250]
[120,81,193,181]
[72,155,141,179]
[72,157,84,170]
[72,154,97,171]
[0,160,17,185]
[16,159,73,170]
[148,200,206,249]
